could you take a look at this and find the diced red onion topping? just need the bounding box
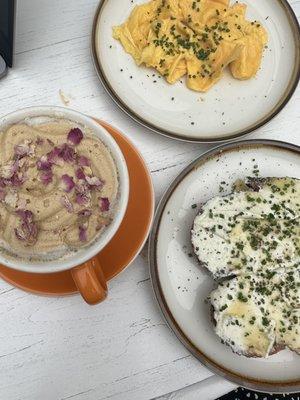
[61,174,75,193]
[75,165,104,190]
[15,210,38,245]
[68,128,83,146]
[47,147,61,165]
[46,144,76,165]
[0,160,25,187]
[75,181,90,194]
[75,181,90,206]
[40,170,53,186]
[99,197,110,212]
[14,142,32,158]
[85,176,103,188]
[75,168,85,180]
[58,143,76,163]
[0,160,19,179]
[60,195,74,213]
[78,156,90,167]
[76,193,90,206]
[8,172,26,188]
[79,225,87,242]
[37,155,52,171]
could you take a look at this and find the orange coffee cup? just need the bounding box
[0,106,129,305]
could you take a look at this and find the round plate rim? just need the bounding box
[91,0,300,144]
[148,139,300,393]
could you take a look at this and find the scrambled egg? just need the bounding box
[113,0,268,92]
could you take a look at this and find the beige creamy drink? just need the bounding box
[0,118,119,261]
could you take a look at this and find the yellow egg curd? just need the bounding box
[113,0,268,92]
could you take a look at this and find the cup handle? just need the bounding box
[71,257,108,305]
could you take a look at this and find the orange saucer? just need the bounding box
[0,120,154,296]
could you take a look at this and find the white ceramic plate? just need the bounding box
[149,140,300,392]
[92,0,300,143]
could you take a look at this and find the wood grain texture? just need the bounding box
[0,0,299,399]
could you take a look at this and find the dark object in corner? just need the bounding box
[217,387,300,400]
[0,0,15,78]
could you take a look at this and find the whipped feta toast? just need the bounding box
[191,177,300,358]
[192,177,300,279]
[211,267,300,357]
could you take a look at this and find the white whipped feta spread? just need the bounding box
[210,268,300,357]
[191,177,300,357]
[192,178,299,278]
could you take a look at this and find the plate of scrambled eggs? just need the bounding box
[112,0,268,92]
[92,0,300,142]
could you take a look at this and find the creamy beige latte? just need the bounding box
[0,118,119,261]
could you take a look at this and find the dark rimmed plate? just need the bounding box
[149,140,300,392]
[92,0,300,143]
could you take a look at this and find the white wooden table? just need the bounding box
[0,1,299,399]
